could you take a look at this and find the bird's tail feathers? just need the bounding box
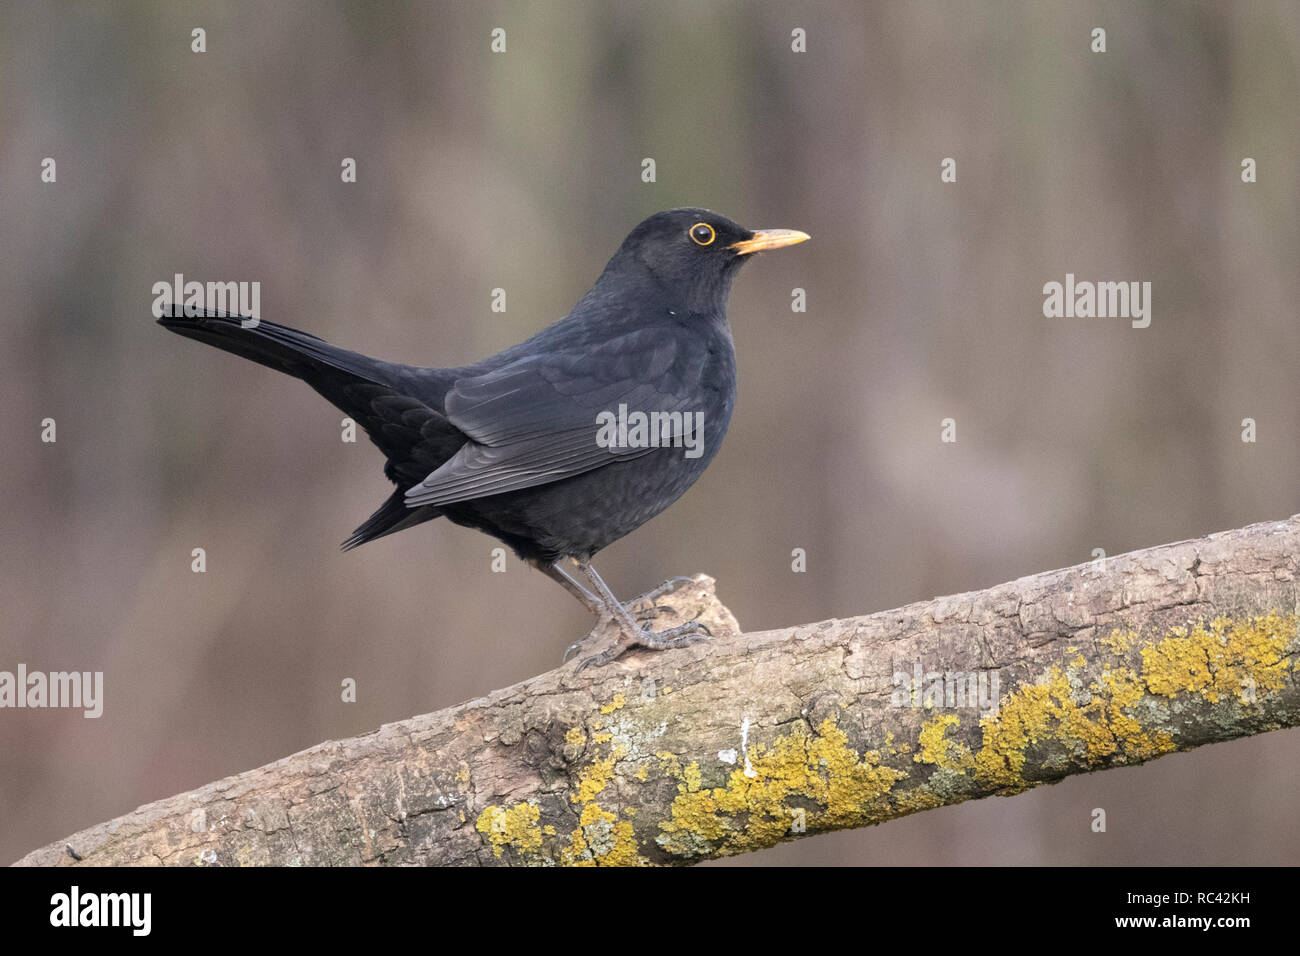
[157,310,391,386]
[342,489,441,551]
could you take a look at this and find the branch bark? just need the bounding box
[15,516,1300,866]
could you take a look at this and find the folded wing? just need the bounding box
[404,328,704,508]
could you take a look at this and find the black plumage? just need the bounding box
[159,207,808,666]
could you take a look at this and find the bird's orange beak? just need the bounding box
[729,228,811,255]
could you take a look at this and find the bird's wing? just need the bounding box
[404,329,703,507]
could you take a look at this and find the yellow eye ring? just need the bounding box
[689,222,716,246]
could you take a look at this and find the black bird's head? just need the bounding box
[597,208,809,315]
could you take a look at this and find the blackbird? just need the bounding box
[159,208,808,667]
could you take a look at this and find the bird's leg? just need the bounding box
[572,561,710,670]
[540,560,604,615]
[540,562,611,663]
[545,561,689,619]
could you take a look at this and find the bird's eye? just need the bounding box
[689,222,716,246]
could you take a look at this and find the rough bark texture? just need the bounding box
[15,516,1300,867]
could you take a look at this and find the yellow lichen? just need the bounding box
[891,787,944,814]
[563,820,596,867]
[891,613,1299,802]
[1138,613,1293,703]
[601,821,642,865]
[475,802,542,858]
[1103,628,1132,655]
[561,802,645,867]
[915,715,974,771]
[571,746,623,805]
[558,721,647,866]
[959,614,1297,793]
[474,695,655,865]
[969,662,1175,791]
[657,751,683,779]
[657,716,907,858]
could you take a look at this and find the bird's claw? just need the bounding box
[573,620,712,672]
[562,633,597,665]
[624,576,697,613]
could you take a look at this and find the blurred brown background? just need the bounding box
[2,0,1298,866]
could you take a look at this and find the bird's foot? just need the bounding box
[573,619,711,672]
[624,576,697,621]
[561,633,595,665]
[561,614,618,664]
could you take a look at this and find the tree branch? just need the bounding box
[15,516,1300,866]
